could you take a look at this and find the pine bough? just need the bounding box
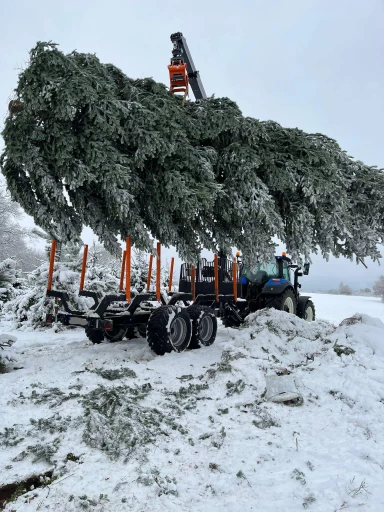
[1,42,383,263]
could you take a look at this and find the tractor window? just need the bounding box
[242,260,279,283]
[282,261,290,281]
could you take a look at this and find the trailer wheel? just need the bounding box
[104,327,128,342]
[135,324,147,338]
[187,305,217,349]
[266,289,297,314]
[147,306,191,355]
[85,326,104,344]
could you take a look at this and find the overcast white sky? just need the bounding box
[0,0,383,290]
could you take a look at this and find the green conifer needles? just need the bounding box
[1,42,383,262]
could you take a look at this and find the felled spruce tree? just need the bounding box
[2,42,384,263]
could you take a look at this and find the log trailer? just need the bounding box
[45,32,315,355]
[46,238,218,355]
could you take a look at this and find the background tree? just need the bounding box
[131,249,151,293]
[126,248,172,293]
[0,186,26,260]
[338,282,353,296]
[0,258,23,307]
[88,242,121,278]
[373,276,384,302]
[2,42,384,265]
[358,287,372,296]
[0,185,44,270]
[0,184,45,274]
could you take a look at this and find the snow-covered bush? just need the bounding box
[3,240,176,328]
[3,243,120,328]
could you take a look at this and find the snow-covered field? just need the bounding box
[306,292,384,325]
[1,294,384,511]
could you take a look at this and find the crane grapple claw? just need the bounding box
[168,61,189,96]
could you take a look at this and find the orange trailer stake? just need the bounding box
[156,242,161,302]
[191,265,196,302]
[168,257,175,292]
[147,254,153,292]
[233,258,237,302]
[214,254,219,303]
[47,240,57,291]
[119,250,126,291]
[79,244,89,291]
[125,237,131,303]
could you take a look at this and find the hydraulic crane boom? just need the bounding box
[168,32,207,100]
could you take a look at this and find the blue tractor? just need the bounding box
[178,252,315,328]
[47,251,314,353]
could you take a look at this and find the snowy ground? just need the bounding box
[1,294,384,511]
[305,292,384,325]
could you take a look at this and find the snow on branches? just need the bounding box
[1,42,384,263]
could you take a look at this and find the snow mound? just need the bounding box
[245,308,334,340]
[340,312,384,330]
[0,333,17,345]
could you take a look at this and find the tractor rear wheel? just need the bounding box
[85,326,104,344]
[187,305,217,349]
[147,306,191,355]
[303,300,315,321]
[266,289,297,315]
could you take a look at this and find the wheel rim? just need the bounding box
[283,297,294,314]
[305,305,314,321]
[199,316,213,343]
[170,317,187,347]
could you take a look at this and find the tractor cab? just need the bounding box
[240,255,293,300]
[239,254,310,310]
[241,256,291,285]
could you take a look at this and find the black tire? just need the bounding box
[265,288,297,315]
[135,324,147,338]
[187,305,217,349]
[85,326,104,344]
[147,306,192,355]
[303,300,315,321]
[104,326,128,342]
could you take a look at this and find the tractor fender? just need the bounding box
[296,296,311,317]
[261,280,293,296]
